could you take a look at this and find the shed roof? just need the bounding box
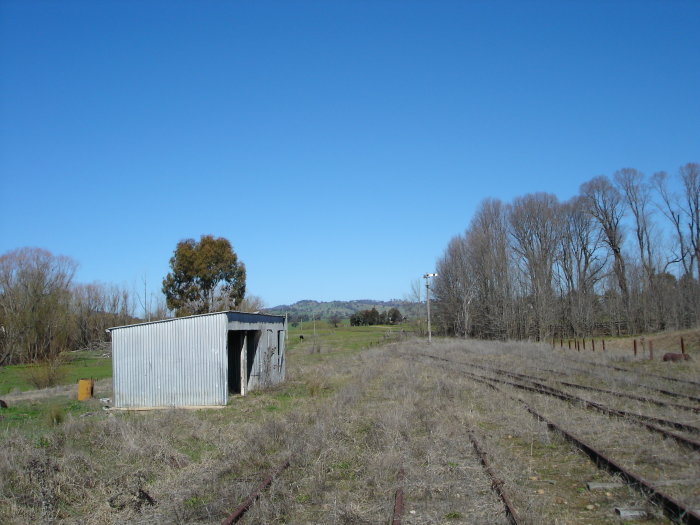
[107,310,285,332]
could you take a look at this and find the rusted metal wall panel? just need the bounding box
[111,313,228,408]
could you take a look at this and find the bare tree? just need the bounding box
[651,164,700,327]
[613,168,658,330]
[507,193,561,341]
[680,162,700,282]
[556,196,607,336]
[434,163,699,340]
[455,199,512,339]
[235,294,266,313]
[652,171,691,275]
[614,168,654,279]
[0,248,77,365]
[580,176,630,333]
[434,234,474,336]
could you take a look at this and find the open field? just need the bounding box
[0,350,113,396]
[1,332,699,524]
[0,323,402,397]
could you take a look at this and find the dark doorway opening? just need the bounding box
[227,330,262,394]
[227,331,244,394]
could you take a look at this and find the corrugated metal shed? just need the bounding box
[108,311,286,409]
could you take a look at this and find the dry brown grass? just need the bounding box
[3,336,697,523]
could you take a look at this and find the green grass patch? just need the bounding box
[286,323,408,364]
[184,495,211,508]
[295,493,311,504]
[0,351,112,395]
[176,437,216,462]
[0,397,97,433]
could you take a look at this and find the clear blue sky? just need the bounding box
[1,1,698,308]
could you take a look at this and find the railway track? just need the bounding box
[218,345,697,524]
[572,357,700,388]
[416,352,700,451]
[485,363,698,412]
[468,431,522,525]
[465,360,700,435]
[403,351,700,524]
[391,468,404,525]
[557,357,700,401]
[556,379,700,413]
[221,457,292,525]
[534,360,700,405]
[389,427,523,524]
[523,404,700,525]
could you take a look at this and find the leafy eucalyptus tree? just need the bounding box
[162,235,246,317]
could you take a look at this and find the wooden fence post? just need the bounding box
[633,339,637,356]
[681,337,686,355]
[649,340,654,360]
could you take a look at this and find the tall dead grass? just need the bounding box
[3,337,693,524]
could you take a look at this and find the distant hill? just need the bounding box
[264,299,423,322]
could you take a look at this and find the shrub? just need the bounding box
[23,355,68,389]
[45,405,65,426]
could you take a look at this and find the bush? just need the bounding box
[46,405,66,426]
[24,356,68,389]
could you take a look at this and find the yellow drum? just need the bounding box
[77,379,94,401]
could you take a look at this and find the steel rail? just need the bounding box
[416,352,700,443]
[524,404,700,525]
[468,431,522,525]
[392,468,405,525]
[464,366,700,451]
[221,457,292,525]
[403,352,700,524]
[560,356,700,393]
[484,354,700,404]
[543,363,700,404]
[556,380,699,413]
[464,361,700,435]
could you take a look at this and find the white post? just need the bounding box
[424,273,437,343]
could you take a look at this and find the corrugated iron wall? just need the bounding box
[112,313,228,408]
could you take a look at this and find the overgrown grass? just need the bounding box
[2,332,694,523]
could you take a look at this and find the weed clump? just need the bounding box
[23,355,68,389]
[45,405,65,426]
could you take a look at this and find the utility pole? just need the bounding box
[424,273,437,343]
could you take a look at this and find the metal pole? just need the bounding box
[423,273,437,343]
[427,279,432,343]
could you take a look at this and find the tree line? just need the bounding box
[0,247,142,366]
[433,162,700,340]
[0,235,253,367]
[350,307,403,326]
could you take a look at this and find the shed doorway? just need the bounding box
[227,331,244,394]
[227,330,262,395]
